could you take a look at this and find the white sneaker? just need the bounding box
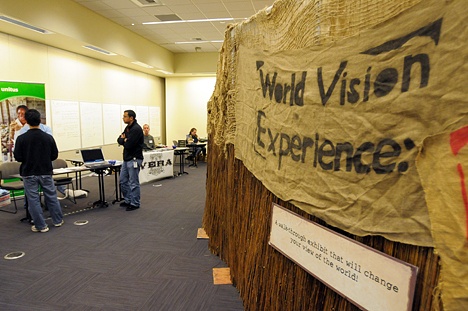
[54,220,65,227]
[31,225,49,233]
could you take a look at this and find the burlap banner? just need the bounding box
[416,126,468,309]
[234,0,468,246]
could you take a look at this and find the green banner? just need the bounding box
[0,81,45,101]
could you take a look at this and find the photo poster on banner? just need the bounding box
[80,102,103,148]
[103,103,122,145]
[0,81,46,162]
[50,100,81,152]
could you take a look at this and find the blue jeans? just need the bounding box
[120,159,142,207]
[23,175,63,230]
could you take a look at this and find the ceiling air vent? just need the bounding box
[130,0,164,7]
[154,14,182,22]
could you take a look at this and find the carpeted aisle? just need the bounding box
[0,161,244,310]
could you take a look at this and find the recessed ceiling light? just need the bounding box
[0,15,53,34]
[82,45,116,55]
[143,18,234,25]
[156,69,172,75]
[175,40,223,44]
[132,61,153,68]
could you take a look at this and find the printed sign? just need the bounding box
[269,203,418,311]
[234,0,468,246]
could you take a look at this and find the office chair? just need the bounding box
[52,159,76,204]
[178,139,197,166]
[0,161,24,214]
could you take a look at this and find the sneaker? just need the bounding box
[120,201,130,208]
[31,225,49,233]
[126,205,140,211]
[54,220,65,227]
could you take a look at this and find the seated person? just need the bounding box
[186,128,207,160]
[142,124,155,151]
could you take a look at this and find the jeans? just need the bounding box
[120,159,142,207]
[23,175,63,230]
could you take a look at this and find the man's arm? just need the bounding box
[124,126,143,150]
[50,136,59,161]
[117,132,125,145]
[13,136,24,162]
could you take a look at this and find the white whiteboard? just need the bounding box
[80,102,103,148]
[103,103,122,145]
[48,101,161,149]
[149,107,161,137]
[136,106,149,126]
[51,100,81,151]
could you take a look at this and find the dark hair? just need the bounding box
[16,105,28,113]
[125,110,136,119]
[25,109,41,126]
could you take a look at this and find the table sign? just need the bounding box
[269,203,418,311]
[140,149,174,183]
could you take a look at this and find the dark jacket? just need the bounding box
[117,120,144,161]
[14,128,58,176]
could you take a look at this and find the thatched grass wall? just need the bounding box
[203,142,441,310]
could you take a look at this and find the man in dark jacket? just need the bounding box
[117,110,144,211]
[14,109,64,232]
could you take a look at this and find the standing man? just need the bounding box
[117,110,144,211]
[142,124,155,151]
[14,109,64,232]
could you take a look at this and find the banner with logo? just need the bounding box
[416,126,468,309]
[0,81,46,161]
[234,0,468,247]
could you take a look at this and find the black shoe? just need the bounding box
[120,201,130,208]
[126,205,140,211]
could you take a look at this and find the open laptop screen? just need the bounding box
[80,148,105,164]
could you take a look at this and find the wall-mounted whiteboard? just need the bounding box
[48,101,161,151]
[136,106,149,126]
[149,107,161,137]
[103,103,122,145]
[80,102,103,148]
[51,100,81,151]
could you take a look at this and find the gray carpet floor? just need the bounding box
[0,161,243,311]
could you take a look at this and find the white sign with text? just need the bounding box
[269,203,418,311]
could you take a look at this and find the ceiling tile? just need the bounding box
[102,0,136,9]
[71,0,275,53]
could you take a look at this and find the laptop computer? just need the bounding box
[80,148,109,168]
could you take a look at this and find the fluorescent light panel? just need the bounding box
[175,40,224,44]
[82,45,116,55]
[132,61,153,68]
[143,17,234,25]
[0,15,53,34]
[156,70,173,75]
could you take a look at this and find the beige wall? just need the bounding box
[0,32,165,161]
[165,77,216,144]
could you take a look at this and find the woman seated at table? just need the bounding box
[186,128,206,160]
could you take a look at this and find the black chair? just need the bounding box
[52,159,76,204]
[0,161,24,214]
[180,139,198,167]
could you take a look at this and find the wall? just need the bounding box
[0,32,165,161]
[165,76,216,143]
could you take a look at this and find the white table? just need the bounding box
[140,149,174,183]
